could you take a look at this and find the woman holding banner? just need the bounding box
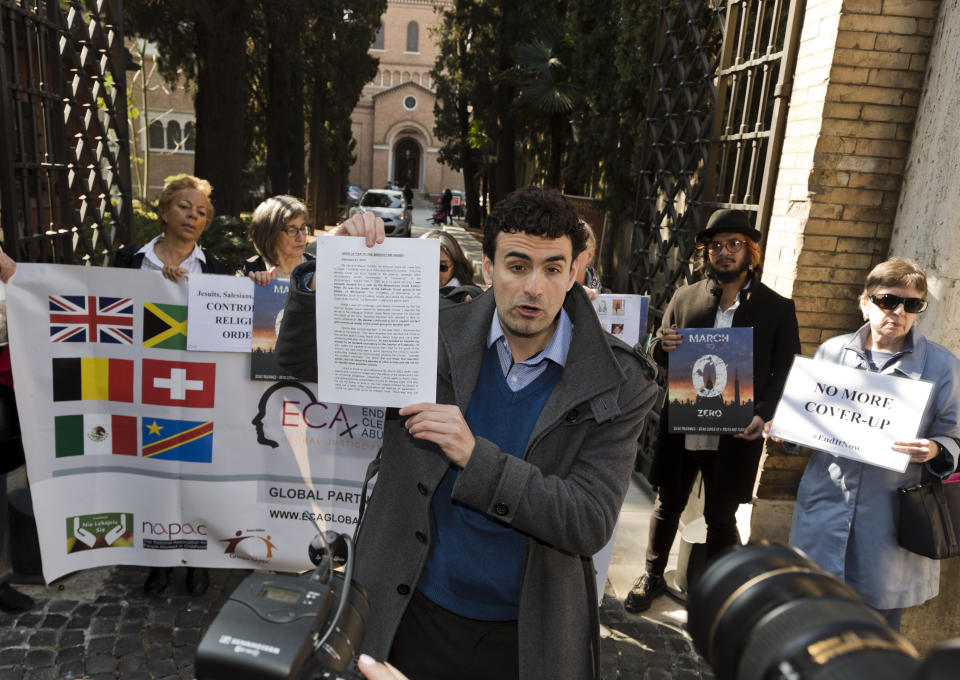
[241,195,315,285]
[779,257,960,631]
[113,175,230,281]
[113,175,220,595]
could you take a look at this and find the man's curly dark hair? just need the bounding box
[482,187,586,261]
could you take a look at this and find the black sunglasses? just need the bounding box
[439,263,451,273]
[870,293,927,314]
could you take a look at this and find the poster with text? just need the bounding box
[7,264,383,582]
[769,356,932,472]
[668,327,754,434]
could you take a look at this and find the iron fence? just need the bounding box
[0,0,131,265]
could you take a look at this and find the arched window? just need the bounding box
[184,122,196,151]
[373,23,384,50]
[406,21,418,53]
[148,120,164,150]
[166,120,182,150]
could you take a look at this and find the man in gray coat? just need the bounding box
[276,187,657,680]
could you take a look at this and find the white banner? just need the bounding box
[769,356,933,472]
[7,264,382,582]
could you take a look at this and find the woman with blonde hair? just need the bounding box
[113,175,230,281]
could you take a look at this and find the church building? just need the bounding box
[349,0,464,196]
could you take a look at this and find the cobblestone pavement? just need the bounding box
[0,563,713,680]
[598,589,715,680]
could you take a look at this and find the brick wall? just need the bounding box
[759,0,939,500]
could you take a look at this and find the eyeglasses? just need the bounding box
[281,225,310,237]
[707,238,745,254]
[439,263,451,273]
[870,293,927,314]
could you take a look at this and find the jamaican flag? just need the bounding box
[143,302,187,350]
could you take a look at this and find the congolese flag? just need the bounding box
[55,415,138,457]
[142,417,214,463]
[52,358,134,402]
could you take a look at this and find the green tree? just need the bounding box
[303,0,385,228]
[124,0,252,216]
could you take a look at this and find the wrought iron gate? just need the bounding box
[0,0,131,265]
[629,0,805,476]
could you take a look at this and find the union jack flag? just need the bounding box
[49,295,135,344]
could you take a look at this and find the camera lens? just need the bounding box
[313,573,370,672]
[687,543,919,680]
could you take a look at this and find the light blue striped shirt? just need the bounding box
[487,308,573,392]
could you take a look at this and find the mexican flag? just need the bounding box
[54,414,138,457]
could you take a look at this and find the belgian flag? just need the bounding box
[52,357,134,402]
[142,302,188,350]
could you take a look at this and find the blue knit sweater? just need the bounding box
[417,344,562,620]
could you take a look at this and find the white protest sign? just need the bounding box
[769,356,933,472]
[592,294,648,347]
[187,273,255,351]
[314,236,439,408]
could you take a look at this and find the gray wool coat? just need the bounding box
[276,262,658,679]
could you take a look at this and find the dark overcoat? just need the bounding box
[648,278,800,501]
[276,262,658,679]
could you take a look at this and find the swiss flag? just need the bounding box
[141,359,216,408]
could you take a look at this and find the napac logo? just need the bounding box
[66,512,134,553]
[141,520,208,551]
[220,529,277,564]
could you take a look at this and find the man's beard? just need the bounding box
[707,258,751,283]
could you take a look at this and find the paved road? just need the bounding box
[0,479,713,680]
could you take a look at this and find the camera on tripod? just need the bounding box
[194,532,369,680]
[686,542,958,680]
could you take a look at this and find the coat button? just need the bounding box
[397,584,410,595]
[565,409,579,423]
[494,503,509,516]
[415,531,427,544]
[417,482,428,496]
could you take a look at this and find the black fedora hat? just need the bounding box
[697,209,761,244]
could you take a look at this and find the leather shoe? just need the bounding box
[624,573,666,613]
[143,567,173,596]
[185,567,209,595]
[0,582,33,612]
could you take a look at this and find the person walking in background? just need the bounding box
[402,183,414,209]
[441,188,453,225]
[624,209,800,614]
[777,257,959,632]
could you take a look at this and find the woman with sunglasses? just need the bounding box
[242,195,315,285]
[784,257,960,631]
[419,228,478,291]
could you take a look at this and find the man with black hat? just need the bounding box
[624,209,800,613]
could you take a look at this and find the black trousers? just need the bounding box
[645,449,742,577]
[389,589,519,680]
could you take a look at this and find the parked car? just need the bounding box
[349,189,411,237]
[346,184,363,205]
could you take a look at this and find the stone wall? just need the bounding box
[758,0,940,501]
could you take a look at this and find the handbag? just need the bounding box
[897,466,960,559]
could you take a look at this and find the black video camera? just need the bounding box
[195,533,369,680]
[686,542,959,680]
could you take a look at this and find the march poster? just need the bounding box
[668,327,754,434]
